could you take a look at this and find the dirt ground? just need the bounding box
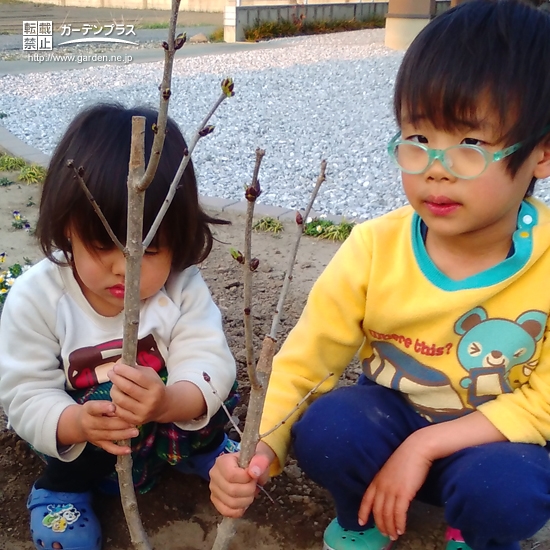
[0,177,549,550]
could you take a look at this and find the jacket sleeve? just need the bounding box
[0,271,85,461]
[261,224,373,474]
[165,267,236,431]
[479,320,550,445]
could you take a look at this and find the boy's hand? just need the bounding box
[77,401,139,455]
[358,437,432,542]
[209,441,274,518]
[108,363,167,425]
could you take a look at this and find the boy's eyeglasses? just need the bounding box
[387,133,522,180]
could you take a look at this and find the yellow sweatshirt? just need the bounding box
[261,198,550,474]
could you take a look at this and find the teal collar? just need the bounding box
[412,201,536,291]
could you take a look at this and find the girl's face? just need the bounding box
[67,229,173,317]
[399,115,550,247]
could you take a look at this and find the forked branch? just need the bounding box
[211,160,328,550]
[71,79,235,550]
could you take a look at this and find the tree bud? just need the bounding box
[175,33,187,50]
[221,77,235,97]
[198,125,215,137]
[230,248,245,264]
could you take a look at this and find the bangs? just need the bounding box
[397,79,509,139]
[63,106,183,253]
[68,172,167,252]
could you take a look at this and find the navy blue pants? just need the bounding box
[291,377,550,550]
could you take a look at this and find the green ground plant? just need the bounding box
[11,210,30,231]
[243,14,384,41]
[253,216,284,234]
[254,215,355,241]
[304,218,356,241]
[0,259,32,306]
[0,154,26,171]
[209,27,224,42]
[19,164,47,184]
[0,176,15,186]
[136,22,170,29]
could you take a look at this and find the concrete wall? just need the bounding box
[16,0,450,14]
[225,1,449,42]
[16,0,225,11]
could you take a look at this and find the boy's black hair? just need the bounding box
[37,103,228,271]
[394,0,550,195]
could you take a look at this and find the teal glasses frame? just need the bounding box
[387,132,524,179]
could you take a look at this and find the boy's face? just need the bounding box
[399,114,550,244]
[67,229,173,317]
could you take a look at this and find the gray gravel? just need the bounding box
[1,28,549,219]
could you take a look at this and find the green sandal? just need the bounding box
[445,527,473,550]
[323,519,396,550]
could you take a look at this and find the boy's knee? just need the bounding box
[445,444,550,531]
[292,386,374,471]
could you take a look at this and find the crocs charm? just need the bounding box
[42,503,81,533]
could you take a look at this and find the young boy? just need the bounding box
[208,2,550,550]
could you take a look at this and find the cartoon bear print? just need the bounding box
[454,307,547,407]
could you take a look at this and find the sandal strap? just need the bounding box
[445,526,473,550]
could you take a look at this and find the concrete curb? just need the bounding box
[0,123,354,223]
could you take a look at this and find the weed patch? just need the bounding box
[253,216,284,234]
[304,218,355,241]
[244,15,384,41]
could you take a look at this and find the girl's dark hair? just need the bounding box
[394,0,550,195]
[36,103,228,271]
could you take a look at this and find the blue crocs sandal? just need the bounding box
[323,518,396,550]
[174,433,240,480]
[27,486,102,550]
[445,527,473,550]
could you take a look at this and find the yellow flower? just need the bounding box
[0,288,7,295]
[316,225,323,232]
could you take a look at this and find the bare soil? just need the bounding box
[0,178,548,549]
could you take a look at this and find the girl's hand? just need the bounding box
[358,436,432,541]
[108,363,167,425]
[209,441,274,518]
[76,401,139,455]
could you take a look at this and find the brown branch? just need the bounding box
[269,159,326,339]
[259,372,333,439]
[203,372,243,438]
[115,116,151,550]
[211,160,327,550]
[138,0,182,192]
[142,88,232,248]
[244,148,265,390]
[67,161,126,253]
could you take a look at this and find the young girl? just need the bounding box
[0,103,238,550]
[209,2,550,550]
